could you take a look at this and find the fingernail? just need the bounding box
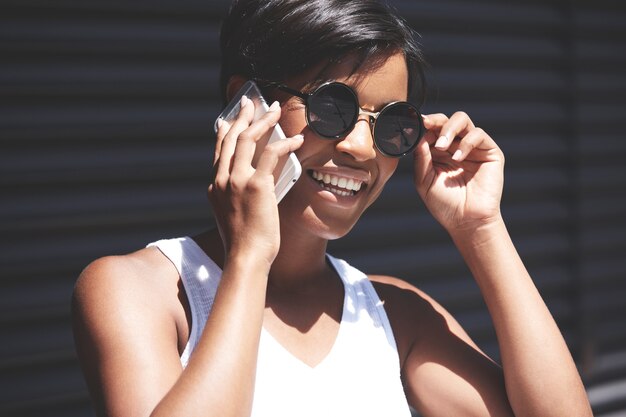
[216,118,224,129]
[268,101,280,112]
[452,149,462,161]
[240,95,249,107]
[293,134,304,141]
[435,135,448,149]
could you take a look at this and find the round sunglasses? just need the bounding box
[259,81,424,157]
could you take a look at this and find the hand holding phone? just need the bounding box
[214,81,302,202]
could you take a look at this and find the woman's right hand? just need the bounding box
[208,96,304,268]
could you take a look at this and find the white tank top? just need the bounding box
[148,237,411,417]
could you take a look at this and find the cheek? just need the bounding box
[279,111,327,160]
[378,157,399,183]
[362,156,399,208]
[292,128,332,165]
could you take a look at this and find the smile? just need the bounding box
[309,170,365,197]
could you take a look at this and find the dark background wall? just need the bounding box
[1,0,625,416]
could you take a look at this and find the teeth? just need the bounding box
[311,170,364,194]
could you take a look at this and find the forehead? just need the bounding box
[350,53,409,104]
[306,52,410,106]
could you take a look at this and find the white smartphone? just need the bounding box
[214,80,302,202]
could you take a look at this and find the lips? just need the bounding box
[309,170,365,197]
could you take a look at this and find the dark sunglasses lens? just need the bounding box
[307,83,358,138]
[374,104,423,156]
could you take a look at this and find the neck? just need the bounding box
[269,227,330,291]
[194,226,333,292]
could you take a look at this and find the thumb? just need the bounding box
[413,136,434,193]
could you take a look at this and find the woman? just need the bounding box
[72,0,593,416]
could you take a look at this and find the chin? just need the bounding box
[316,222,355,241]
[279,199,359,241]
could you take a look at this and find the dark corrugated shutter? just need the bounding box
[574,2,626,414]
[1,1,624,416]
[1,1,225,415]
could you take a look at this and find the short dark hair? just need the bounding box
[219,0,426,105]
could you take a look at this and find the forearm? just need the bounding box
[450,217,592,417]
[151,254,270,417]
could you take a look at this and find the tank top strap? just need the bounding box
[325,254,400,362]
[147,237,221,367]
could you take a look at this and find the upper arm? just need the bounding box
[372,276,514,417]
[72,255,184,417]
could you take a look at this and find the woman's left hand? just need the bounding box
[412,111,505,233]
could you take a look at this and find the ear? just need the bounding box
[225,75,249,102]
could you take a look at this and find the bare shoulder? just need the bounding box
[72,246,187,416]
[72,246,180,321]
[74,246,174,289]
[368,274,463,331]
[369,275,511,415]
[72,244,187,343]
[369,274,437,306]
[368,275,481,364]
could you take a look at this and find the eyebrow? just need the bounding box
[304,55,367,92]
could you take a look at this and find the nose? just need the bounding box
[334,116,377,161]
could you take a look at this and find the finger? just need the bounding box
[433,111,475,152]
[214,95,256,185]
[231,101,282,175]
[412,135,434,191]
[213,118,232,165]
[215,95,254,166]
[450,127,497,162]
[422,113,449,128]
[255,134,304,176]
[214,96,254,166]
[421,113,449,145]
